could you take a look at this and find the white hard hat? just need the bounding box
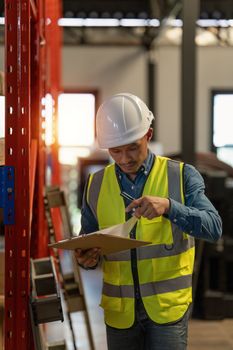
[96,93,154,149]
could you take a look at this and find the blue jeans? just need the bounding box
[106,300,190,350]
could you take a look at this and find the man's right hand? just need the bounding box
[75,248,101,269]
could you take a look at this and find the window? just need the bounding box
[211,90,233,167]
[58,92,96,164]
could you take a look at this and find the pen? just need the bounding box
[120,191,135,202]
[120,191,139,213]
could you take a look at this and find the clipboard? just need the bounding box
[48,216,151,255]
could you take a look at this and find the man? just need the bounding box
[76,93,222,350]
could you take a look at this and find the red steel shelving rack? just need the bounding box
[4,1,61,349]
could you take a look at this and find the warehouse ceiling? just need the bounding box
[61,0,233,46]
[62,0,233,21]
[62,0,175,20]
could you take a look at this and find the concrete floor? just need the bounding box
[188,319,233,350]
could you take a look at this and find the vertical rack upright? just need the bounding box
[46,0,62,187]
[4,1,62,349]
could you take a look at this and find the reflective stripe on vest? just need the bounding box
[103,274,192,298]
[87,169,104,222]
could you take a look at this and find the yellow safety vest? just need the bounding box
[86,156,195,328]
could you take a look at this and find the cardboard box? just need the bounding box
[0,138,4,166]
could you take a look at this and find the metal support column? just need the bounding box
[147,51,157,141]
[46,0,62,186]
[181,0,200,165]
[30,0,48,259]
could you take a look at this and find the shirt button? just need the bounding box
[144,171,148,175]
[173,218,177,223]
[131,185,134,190]
[190,230,193,234]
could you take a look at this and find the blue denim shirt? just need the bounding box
[81,150,222,242]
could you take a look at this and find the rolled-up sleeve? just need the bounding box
[167,164,222,242]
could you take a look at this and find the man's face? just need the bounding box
[108,131,151,177]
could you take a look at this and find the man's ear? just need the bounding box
[146,128,153,141]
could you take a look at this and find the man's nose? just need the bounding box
[120,152,130,163]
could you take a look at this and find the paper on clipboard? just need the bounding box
[48,216,151,255]
[98,216,138,238]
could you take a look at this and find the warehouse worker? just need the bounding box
[75,93,222,350]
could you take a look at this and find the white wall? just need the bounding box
[156,46,181,154]
[62,46,147,101]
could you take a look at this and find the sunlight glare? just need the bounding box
[44,93,54,146]
[59,147,91,165]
